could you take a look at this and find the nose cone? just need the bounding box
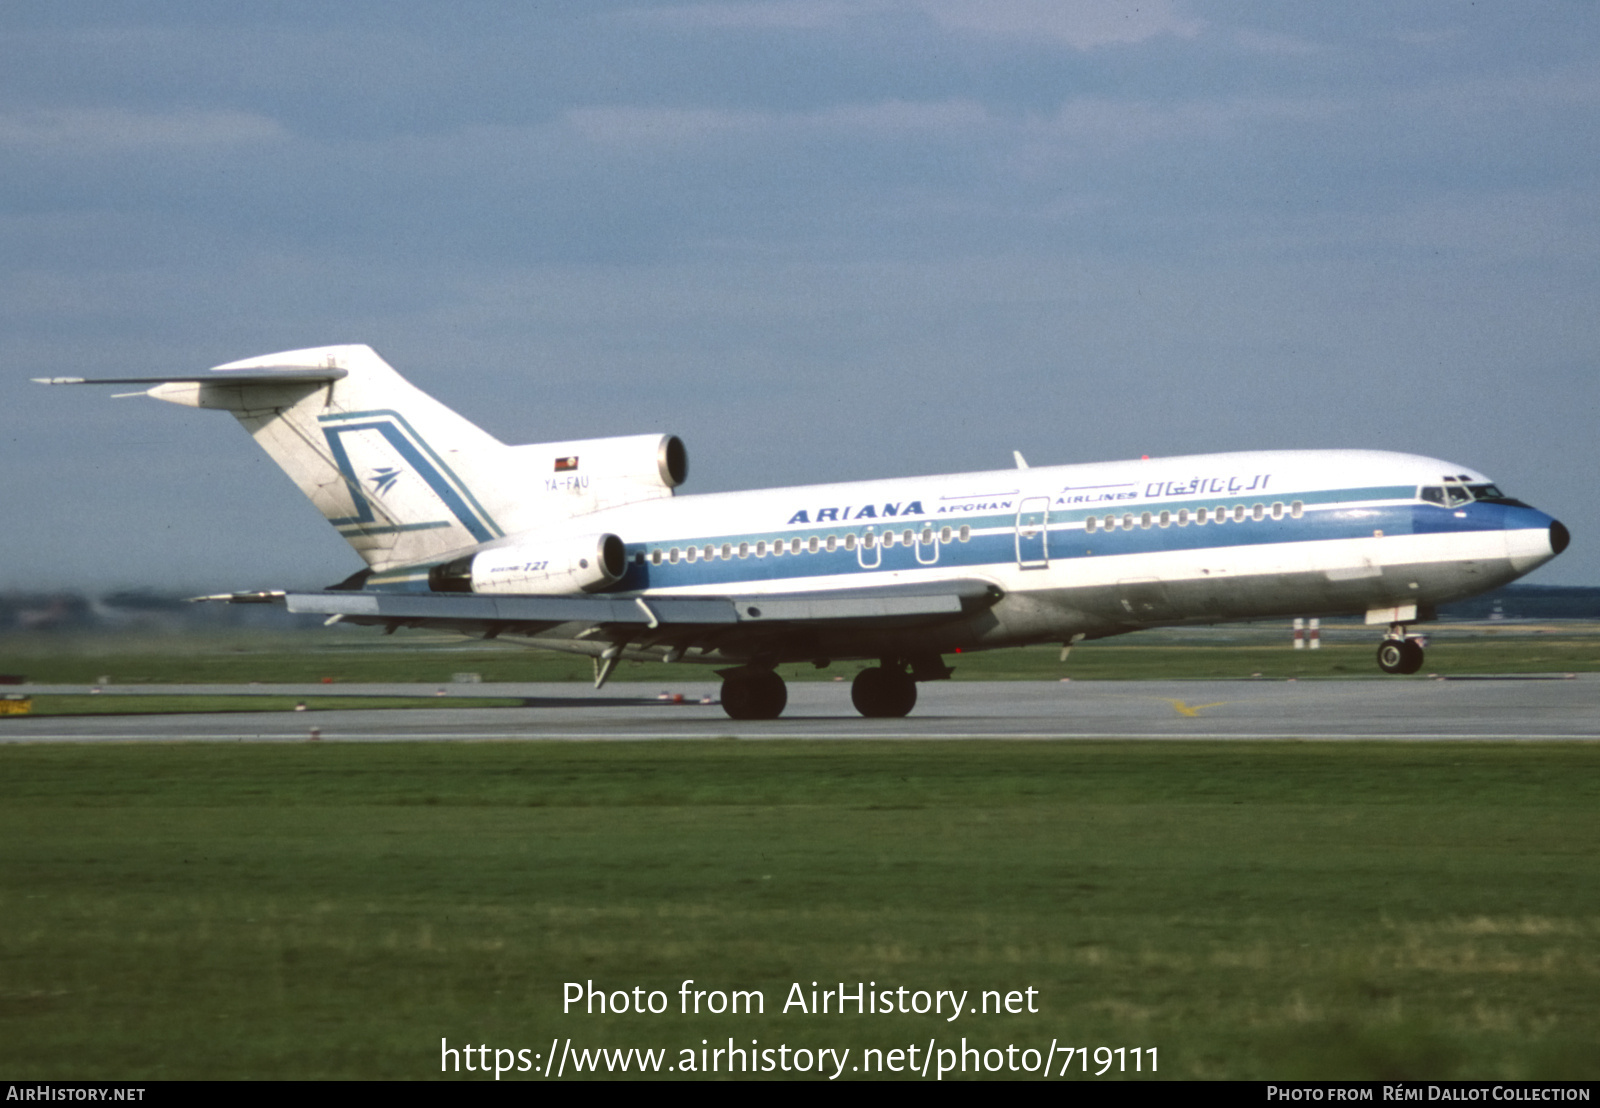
[1504,505,1569,574]
[1550,519,1571,556]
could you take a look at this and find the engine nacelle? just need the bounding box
[428,533,628,595]
[491,433,688,532]
[516,432,686,487]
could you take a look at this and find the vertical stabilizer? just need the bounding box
[150,345,511,570]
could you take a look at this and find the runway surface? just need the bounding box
[2,675,1596,742]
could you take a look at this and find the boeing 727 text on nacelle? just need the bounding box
[38,344,1570,719]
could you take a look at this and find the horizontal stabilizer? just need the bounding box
[188,590,288,604]
[33,368,348,387]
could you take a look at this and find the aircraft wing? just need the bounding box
[281,578,1000,631]
[208,580,1001,685]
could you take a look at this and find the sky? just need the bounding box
[3,1,1597,592]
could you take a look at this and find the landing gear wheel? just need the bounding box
[721,671,788,720]
[851,667,918,718]
[1376,638,1424,675]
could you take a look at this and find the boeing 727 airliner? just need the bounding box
[38,344,1569,719]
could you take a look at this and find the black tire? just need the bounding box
[1376,639,1424,675]
[851,667,918,718]
[721,671,788,720]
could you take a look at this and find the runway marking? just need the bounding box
[1164,699,1231,717]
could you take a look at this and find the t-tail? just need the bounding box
[35,344,687,572]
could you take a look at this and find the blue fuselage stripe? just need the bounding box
[368,496,1544,594]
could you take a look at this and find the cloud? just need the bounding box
[915,0,1204,48]
[1033,93,1343,146]
[630,0,1204,48]
[0,107,288,155]
[563,98,989,147]
[1230,27,1321,56]
[1378,188,1600,263]
[623,0,858,30]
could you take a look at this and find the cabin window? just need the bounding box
[738,542,749,559]
[1123,513,1135,530]
[904,529,916,546]
[790,538,801,555]
[1233,505,1246,523]
[881,531,894,548]
[771,539,783,557]
[755,540,767,557]
[1252,504,1265,521]
[634,552,646,565]
[1158,510,1171,528]
[1290,501,1304,519]
[650,549,662,566]
[940,526,952,543]
[1177,508,1189,527]
[825,535,837,552]
[721,543,733,560]
[704,545,715,560]
[668,547,680,564]
[1214,505,1228,523]
[1196,507,1208,525]
[808,536,819,554]
[920,527,933,545]
[844,533,857,551]
[1271,502,1284,520]
[1140,512,1153,529]
[1085,516,1097,534]
[685,546,696,563]
[958,525,971,542]
[864,532,878,549]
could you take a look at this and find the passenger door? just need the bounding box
[1015,497,1050,569]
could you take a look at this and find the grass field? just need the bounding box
[2,740,1596,1080]
[4,624,1600,691]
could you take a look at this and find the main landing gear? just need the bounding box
[718,656,947,720]
[1376,625,1425,675]
[850,665,918,718]
[720,670,788,720]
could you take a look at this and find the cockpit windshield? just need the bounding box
[1418,483,1522,507]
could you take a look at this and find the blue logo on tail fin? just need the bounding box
[368,467,401,496]
[319,410,502,542]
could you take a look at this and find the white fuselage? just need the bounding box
[365,447,1564,664]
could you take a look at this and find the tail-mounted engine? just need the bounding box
[428,533,628,595]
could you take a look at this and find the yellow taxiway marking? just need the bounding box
[1164,699,1230,718]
